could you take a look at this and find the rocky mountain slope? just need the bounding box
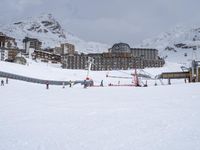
[0,14,109,53]
[140,26,200,64]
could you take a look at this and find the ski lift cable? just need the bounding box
[106,75,132,79]
[107,68,155,80]
[138,69,155,78]
[89,58,156,80]
[116,70,133,76]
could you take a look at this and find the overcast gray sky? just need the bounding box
[0,0,199,45]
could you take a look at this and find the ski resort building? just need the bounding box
[160,60,200,83]
[32,50,61,63]
[0,32,17,49]
[62,43,165,70]
[30,43,76,63]
[0,48,7,61]
[23,37,42,55]
[0,32,19,61]
[61,43,76,55]
[0,48,19,62]
[53,43,77,56]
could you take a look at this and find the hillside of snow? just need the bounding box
[0,60,183,86]
[140,26,200,64]
[0,14,109,53]
[0,66,200,150]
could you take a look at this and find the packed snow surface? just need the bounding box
[0,79,200,150]
[0,61,200,150]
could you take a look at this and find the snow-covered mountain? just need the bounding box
[140,25,200,64]
[0,14,109,53]
[2,14,200,64]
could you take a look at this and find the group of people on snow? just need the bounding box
[45,79,99,89]
[62,80,73,89]
[45,80,75,89]
[0,77,104,89]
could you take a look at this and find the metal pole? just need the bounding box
[86,57,93,80]
[168,78,171,85]
[192,60,195,81]
[86,62,91,79]
[196,66,199,82]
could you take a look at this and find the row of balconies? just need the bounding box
[64,59,164,70]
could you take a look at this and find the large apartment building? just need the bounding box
[62,43,165,70]
[23,37,42,55]
[32,50,61,63]
[0,32,18,61]
[61,43,76,55]
[0,32,17,49]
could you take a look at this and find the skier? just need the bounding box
[144,80,148,87]
[100,80,104,87]
[69,80,72,88]
[1,80,4,86]
[83,80,87,88]
[62,82,65,88]
[46,81,49,89]
[90,80,94,86]
[118,81,120,85]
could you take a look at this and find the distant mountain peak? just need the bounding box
[1,14,109,53]
[12,13,66,39]
[140,25,200,64]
